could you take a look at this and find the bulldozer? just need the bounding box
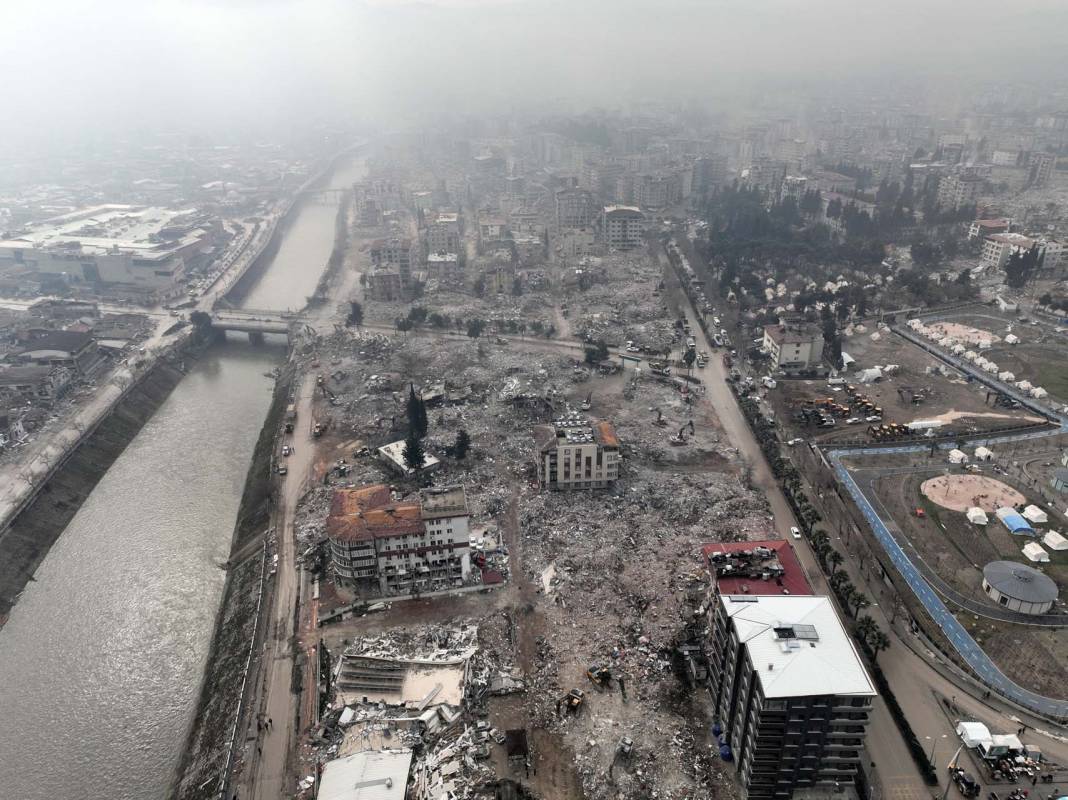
[668,425,688,445]
[556,689,585,715]
[652,408,668,427]
[586,664,613,690]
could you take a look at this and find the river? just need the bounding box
[0,155,365,800]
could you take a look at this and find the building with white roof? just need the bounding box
[318,749,412,800]
[707,594,876,799]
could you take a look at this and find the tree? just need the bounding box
[402,428,425,473]
[407,306,428,327]
[406,384,428,438]
[869,630,891,662]
[855,615,878,647]
[466,318,486,338]
[190,310,214,340]
[453,429,471,460]
[347,300,363,327]
[395,317,413,337]
[682,347,697,372]
[850,591,870,618]
[827,549,844,575]
[584,339,609,364]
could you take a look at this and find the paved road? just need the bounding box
[243,376,316,800]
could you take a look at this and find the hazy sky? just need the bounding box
[4,0,1068,146]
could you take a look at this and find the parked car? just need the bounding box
[790,526,802,540]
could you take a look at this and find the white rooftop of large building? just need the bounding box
[721,595,876,699]
[318,749,412,800]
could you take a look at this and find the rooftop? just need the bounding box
[703,540,812,597]
[603,205,644,218]
[721,595,876,699]
[982,561,1058,603]
[764,323,821,346]
[419,485,468,519]
[16,330,94,354]
[987,233,1035,247]
[318,749,412,800]
[0,204,206,260]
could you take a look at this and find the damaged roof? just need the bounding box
[327,485,424,543]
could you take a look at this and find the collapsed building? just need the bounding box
[326,484,472,596]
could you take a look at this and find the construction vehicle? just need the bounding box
[581,392,592,411]
[285,403,297,433]
[586,664,612,690]
[669,425,688,445]
[652,408,668,427]
[556,689,585,715]
[609,736,634,779]
[312,423,324,438]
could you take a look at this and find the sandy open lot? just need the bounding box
[920,474,1026,513]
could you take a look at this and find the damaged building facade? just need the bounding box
[534,416,621,490]
[327,484,472,596]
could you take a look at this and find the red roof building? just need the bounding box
[701,539,812,597]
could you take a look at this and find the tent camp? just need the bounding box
[956,721,992,748]
[966,507,989,525]
[974,446,994,461]
[948,449,969,464]
[1023,504,1048,524]
[998,371,1015,382]
[1023,542,1050,562]
[1042,530,1068,551]
[996,507,1034,535]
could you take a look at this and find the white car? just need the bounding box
[786,438,804,446]
[281,445,292,457]
[790,526,802,540]
[846,417,862,425]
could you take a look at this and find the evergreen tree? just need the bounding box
[402,428,425,473]
[407,384,428,438]
[453,429,471,460]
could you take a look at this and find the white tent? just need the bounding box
[857,367,883,384]
[1023,541,1050,562]
[978,338,992,350]
[1023,504,1048,524]
[1005,333,1020,345]
[964,350,979,362]
[1031,387,1048,399]
[854,324,867,333]
[998,371,1016,382]
[952,344,966,355]
[939,337,954,347]
[966,507,989,525]
[974,446,994,461]
[1042,530,1068,550]
[1016,380,1033,392]
[957,721,992,748]
[948,449,969,464]
[870,331,881,342]
[985,362,999,373]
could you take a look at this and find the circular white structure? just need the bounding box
[982,561,1058,615]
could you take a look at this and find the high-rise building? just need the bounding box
[555,188,594,229]
[534,418,621,490]
[706,594,876,800]
[1030,152,1057,186]
[936,174,983,209]
[601,205,646,250]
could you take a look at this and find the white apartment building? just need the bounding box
[980,233,1035,270]
[937,174,983,209]
[763,324,825,373]
[535,417,621,490]
[426,212,462,254]
[602,205,646,250]
[327,484,472,596]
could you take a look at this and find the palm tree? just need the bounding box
[850,591,871,618]
[869,630,891,662]
[827,549,844,575]
[830,571,850,592]
[855,615,878,648]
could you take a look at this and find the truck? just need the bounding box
[284,404,297,433]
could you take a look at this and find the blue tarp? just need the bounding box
[999,510,1034,535]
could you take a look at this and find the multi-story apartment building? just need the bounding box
[968,218,1011,240]
[534,417,621,490]
[426,212,462,254]
[706,594,876,800]
[370,237,415,286]
[602,205,646,250]
[763,324,825,373]
[980,232,1035,270]
[555,188,594,229]
[780,176,807,205]
[937,174,983,209]
[1030,152,1057,186]
[326,484,472,596]
[633,172,681,210]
